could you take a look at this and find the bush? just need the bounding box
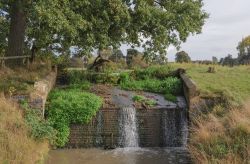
[67,81,91,91]
[46,89,103,147]
[133,65,174,80]
[120,77,182,95]
[20,101,56,144]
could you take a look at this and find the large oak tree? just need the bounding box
[0,0,208,67]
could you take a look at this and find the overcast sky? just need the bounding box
[121,0,250,61]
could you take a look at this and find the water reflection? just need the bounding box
[46,148,192,164]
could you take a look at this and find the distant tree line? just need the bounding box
[175,36,250,66]
[219,36,250,66]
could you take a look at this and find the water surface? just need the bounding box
[46,148,191,164]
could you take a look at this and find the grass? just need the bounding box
[189,103,250,163]
[0,61,51,95]
[170,63,250,163]
[0,97,49,163]
[171,63,250,104]
[132,95,157,107]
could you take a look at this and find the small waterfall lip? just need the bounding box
[118,107,139,147]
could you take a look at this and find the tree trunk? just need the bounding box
[30,44,37,63]
[6,0,26,67]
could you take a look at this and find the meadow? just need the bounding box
[171,63,250,163]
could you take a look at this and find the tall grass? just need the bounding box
[189,102,250,163]
[0,97,49,163]
[170,63,250,163]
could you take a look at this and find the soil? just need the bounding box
[90,84,117,109]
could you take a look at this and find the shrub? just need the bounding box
[120,77,182,95]
[67,81,91,91]
[20,101,56,144]
[47,89,103,147]
[133,65,174,80]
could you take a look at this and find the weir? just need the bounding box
[67,89,188,148]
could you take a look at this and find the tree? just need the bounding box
[237,36,250,65]
[212,56,218,64]
[0,0,208,67]
[0,3,9,56]
[221,54,238,67]
[109,49,125,63]
[175,51,191,63]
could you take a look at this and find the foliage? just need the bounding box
[132,95,157,107]
[175,51,191,63]
[132,95,146,102]
[212,56,218,64]
[237,35,250,65]
[1,0,208,65]
[67,81,91,91]
[132,65,174,80]
[20,101,56,143]
[164,93,177,102]
[119,65,181,95]
[47,89,102,147]
[109,49,125,63]
[172,63,250,163]
[120,77,182,95]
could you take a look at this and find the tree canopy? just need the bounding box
[0,0,208,67]
[237,36,250,64]
[175,51,191,63]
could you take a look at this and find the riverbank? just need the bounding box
[171,63,250,163]
[0,97,49,163]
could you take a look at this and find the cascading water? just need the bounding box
[118,107,139,147]
[95,111,103,146]
[162,108,188,147]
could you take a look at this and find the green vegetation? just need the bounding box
[0,97,49,163]
[132,65,174,80]
[47,89,102,147]
[172,63,250,105]
[0,1,207,68]
[120,78,181,95]
[170,63,250,163]
[132,95,157,107]
[175,51,191,63]
[119,66,182,101]
[21,101,56,143]
[0,62,51,95]
[164,93,178,102]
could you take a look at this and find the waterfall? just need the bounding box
[95,111,103,146]
[119,107,139,147]
[162,108,188,147]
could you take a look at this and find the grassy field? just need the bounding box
[171,63,250,163]
[171,63,250,105]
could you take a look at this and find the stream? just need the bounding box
[46,147,191,164]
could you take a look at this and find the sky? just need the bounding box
[120,0,250,61]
